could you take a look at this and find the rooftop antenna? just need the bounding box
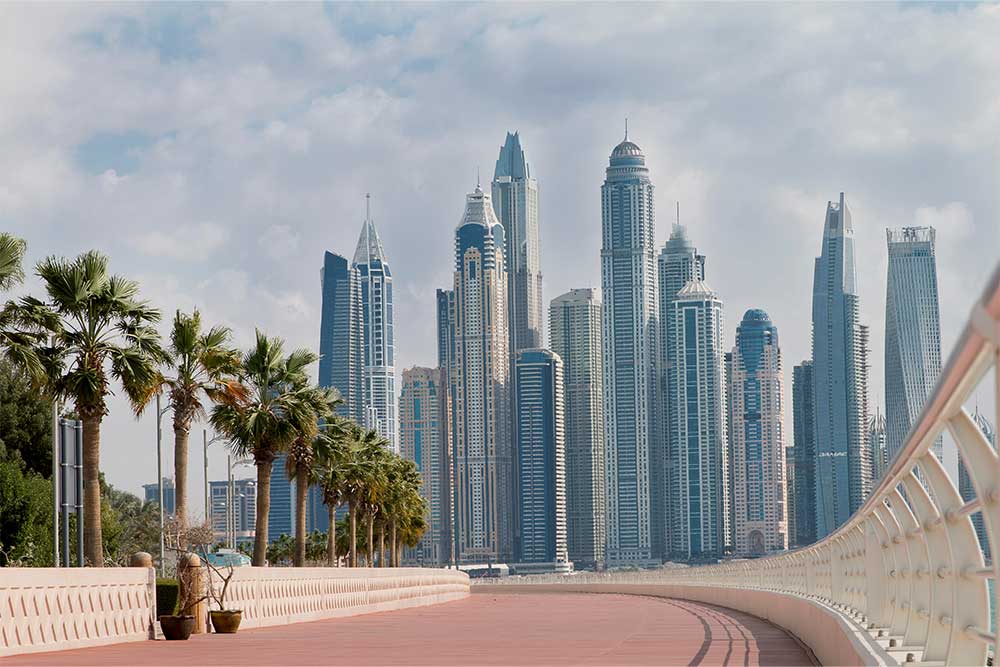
[365,192,371,222]
[676,201,680,227]
[476,166,481,189]
[624,117,628,141]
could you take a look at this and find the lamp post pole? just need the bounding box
[203,430,225,538]
[156,393,171,575]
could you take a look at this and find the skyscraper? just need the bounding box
[143,479,176,516]
[549,288,605,570]
[727,310,787,557]
[492,131,543,353]
[791,361,816,547]
[435,288,457,565]
[354,196,397,451]
[867,411,889,484]
[514,349,570,573]
[668,280,727,560]
[400,367,448,565]
[267,455,293,541]
[450,184,513,564]
[658,221,707,559]
[601,132,660,567]
[884,227,942,461]
[318,251,364,423]
[811,193,871,539]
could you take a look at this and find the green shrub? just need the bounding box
[156,578,179,617]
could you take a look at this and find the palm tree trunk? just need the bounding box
[378,523,385,567]
[173,422,189,530]
[349,501,358,567]
[253,459,273,567]
[294,462,308,566]
[366,513,374,566]
[82,414,104,567]
[390,520,398,567]
[327,504,337,567]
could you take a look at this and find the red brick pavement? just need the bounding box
[8,592,816,666]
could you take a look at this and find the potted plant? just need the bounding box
[158,560,201,641]
[203,555,241,634]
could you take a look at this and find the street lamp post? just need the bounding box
[203,429,226,537]
[155,393,171,575]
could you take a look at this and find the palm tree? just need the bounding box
[161,309,242,529]
[314,421,351,566]
[340,427,386,567]
[0,234,52,377]
[209,330,328,566]
[286,388,339,566]
[385,458,425,566]
[27,251,167,566]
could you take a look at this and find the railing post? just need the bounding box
[882,490,922,644]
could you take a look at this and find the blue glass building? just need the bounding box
[791,361,816,546]
[810,193,871,539]
[515,349,569,571]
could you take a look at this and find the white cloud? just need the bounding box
[1,2,997,507]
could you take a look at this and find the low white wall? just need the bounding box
[210,567,469,630]
[0,567,156,657]
[474,583,895,666]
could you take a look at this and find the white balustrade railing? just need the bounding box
[0,567,156,657]
[208,566,469,630]
[481,264,1000,666]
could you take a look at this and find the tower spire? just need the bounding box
[624,117,628,141]
[365,192,371,222]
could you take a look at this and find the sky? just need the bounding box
[2,2,998,517]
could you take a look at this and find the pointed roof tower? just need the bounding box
[353,193,388,266]
[494,131,530,180]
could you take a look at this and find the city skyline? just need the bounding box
[6,3,995,509]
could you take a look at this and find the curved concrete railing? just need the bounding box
[0,567,156,657]
[480,263,1000,667]
[210,566,470,630]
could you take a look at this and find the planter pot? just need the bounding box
[209,609,243,634]
[159,615,195,641]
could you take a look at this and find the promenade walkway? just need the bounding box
[11,592,814,666]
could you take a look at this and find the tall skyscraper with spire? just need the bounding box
[450,183,513,564]
[492,131,543,353]
[884,226,942,461]
[810,193,871,539]
[658,216,706,558]
[600,129,660,566]
[353,195,397,451]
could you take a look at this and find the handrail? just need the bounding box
[484,263,1000,666]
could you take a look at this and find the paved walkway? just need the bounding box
[11,592,816,666]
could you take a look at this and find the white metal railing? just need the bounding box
[481,264,1000,666]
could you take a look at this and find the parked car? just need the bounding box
[206,549,251,568]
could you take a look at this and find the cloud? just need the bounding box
[132,222,228,261]
[2,2,997,507]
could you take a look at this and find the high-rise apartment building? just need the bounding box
[791,361,816,547]
[867,411,889,484]
[811,193,871,538]
[209,478,256,546]
[435,289,456,565]
[399,367,449,565]
[785,446,797,547]
[450,184,513,564]
[885,227,942,461]
[318,251,365,423]
[549,288,606,570]
[492,132,543,353]
[667,280,727,560]
[267,454,293,541]
[727,310,787,557]
[353,196,397,451]
[514,349,570,573]
[658,222,707,558]
[600,133,660,567]
[143,478,176,516]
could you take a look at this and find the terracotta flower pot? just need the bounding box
[209,609,243,634]
[159,615,195,641]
